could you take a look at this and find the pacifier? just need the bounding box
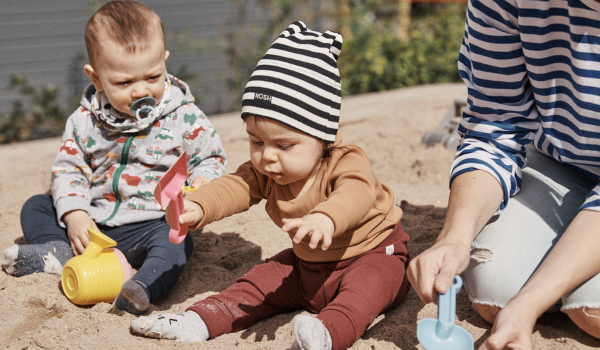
[130,97,157,124]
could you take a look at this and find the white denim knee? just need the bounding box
[464,145,596,310]
[561,273,600,312]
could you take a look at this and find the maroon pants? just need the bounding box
[187,223,411,350]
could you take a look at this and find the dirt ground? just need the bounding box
[1,83,599,349]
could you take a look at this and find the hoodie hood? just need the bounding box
[80,74,195,133]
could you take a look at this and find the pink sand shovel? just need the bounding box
[154,151,189,244]
[417,275,474,350]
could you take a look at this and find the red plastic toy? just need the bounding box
[154,151,189,244]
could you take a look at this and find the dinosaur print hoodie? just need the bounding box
[51,75,227,227]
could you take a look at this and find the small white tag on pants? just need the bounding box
[386,244,394,255]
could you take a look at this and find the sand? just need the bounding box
[1,83,599,349]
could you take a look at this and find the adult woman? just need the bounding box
[408,0,600,348]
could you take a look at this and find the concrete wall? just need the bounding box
[0,0,242,117]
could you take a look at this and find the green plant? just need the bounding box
[0,75,68,143]
[224,0,323,111]
[0,1,467,143]
[222,0,466,99]
[338,2,467,96]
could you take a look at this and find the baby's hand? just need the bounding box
[63,210,98,255]
[183,176,210,195]
[282,213,334,250]
[178,199,204,227]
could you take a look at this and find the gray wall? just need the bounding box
[0,0,241,118]
[0,0,331,121]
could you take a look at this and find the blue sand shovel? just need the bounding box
[417,275,474,350]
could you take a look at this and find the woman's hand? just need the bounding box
[480,209,600,348]
[63,210,98,255]
[282,213,335,250]
[407,236,472,304]
[479,299,537,350]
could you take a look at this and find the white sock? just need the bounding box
[2,245,18,275]
[291,314,332,350]
[131,310,209,342]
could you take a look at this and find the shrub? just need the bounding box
[339,2,467,96]
[0,75,68,143]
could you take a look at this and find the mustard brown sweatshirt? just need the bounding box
[187,136,403,262]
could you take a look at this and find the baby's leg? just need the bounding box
[2,241,72,276]
[105,218,193,315]
[131,310,209,342]
[315,250,410,350]
[3,194,73,276]
[113,279,152,315]
[186,248,304,338]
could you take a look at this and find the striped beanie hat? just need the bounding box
[241,21,343,142]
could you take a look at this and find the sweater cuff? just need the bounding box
[54,196,91,227]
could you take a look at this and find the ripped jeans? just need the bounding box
[465,145,600,313]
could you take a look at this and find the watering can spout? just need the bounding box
[81,227,117,259]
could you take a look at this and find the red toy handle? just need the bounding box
[167,190,189,244]
[154,152,190,244]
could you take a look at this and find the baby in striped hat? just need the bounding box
[132,21,411,350]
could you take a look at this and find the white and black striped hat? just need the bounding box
[241,21,343,142]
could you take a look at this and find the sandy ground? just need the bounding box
[1,83,599,349]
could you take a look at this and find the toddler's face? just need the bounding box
[246,116,323,188]
[85,36,168,118]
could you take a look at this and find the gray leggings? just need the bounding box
[465,145,599,312]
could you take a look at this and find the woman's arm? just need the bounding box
[481,209,600,350]
[407,169,503,303]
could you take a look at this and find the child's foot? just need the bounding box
[131,310,209,342]
[2,241,73,277]
[291,314,332,350]
[113,279,151,315]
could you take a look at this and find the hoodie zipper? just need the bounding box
[100,135,135,225]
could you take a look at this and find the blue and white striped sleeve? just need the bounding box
[452,0,539,211]
[582,188,600,212]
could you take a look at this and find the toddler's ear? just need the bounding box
[83,64,103,92]
[164,50,170,61]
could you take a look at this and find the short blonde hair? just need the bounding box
[85,0,164,66]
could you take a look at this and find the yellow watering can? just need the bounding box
[61,227,133,305]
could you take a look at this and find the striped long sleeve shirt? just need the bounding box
[453,0,600,212]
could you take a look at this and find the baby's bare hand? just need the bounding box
[178,199,204,226]
[190,176,209,187]
[282,213,334,250]
[63,210,97,255]
[183,176,209,195]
